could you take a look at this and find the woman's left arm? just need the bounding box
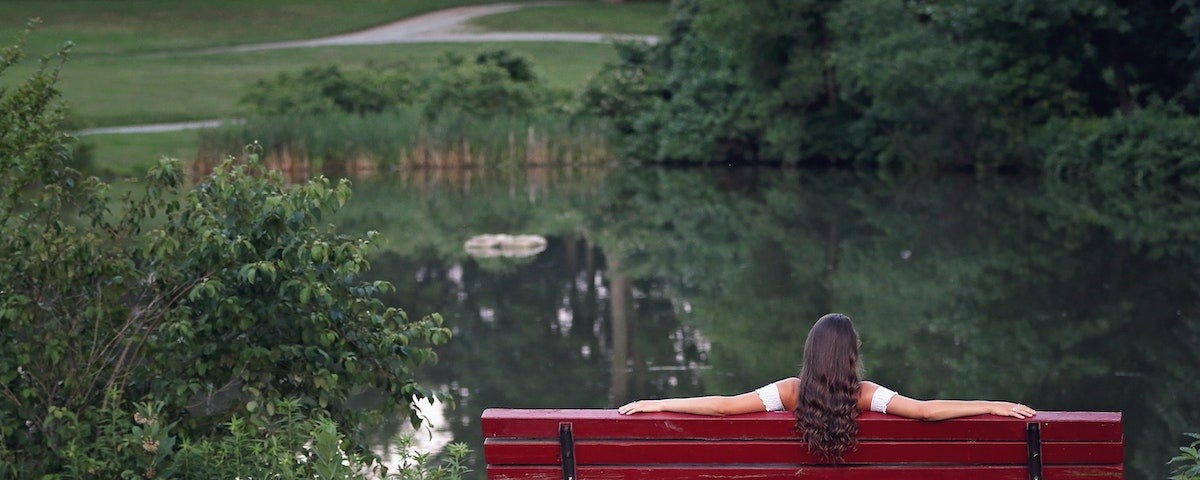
[860,381,1035,421]
[884,396,1036,421]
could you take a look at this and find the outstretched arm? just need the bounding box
[618,392,766,416]
[886,397,1036,421]
[861,381,1036,421]
[619,378,799,416]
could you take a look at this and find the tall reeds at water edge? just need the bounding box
[196,109,613,180]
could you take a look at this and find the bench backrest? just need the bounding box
[482,408,1123,480]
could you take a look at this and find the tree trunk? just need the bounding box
[607,255,632,405]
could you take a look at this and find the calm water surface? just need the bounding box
[332,166,1200,480]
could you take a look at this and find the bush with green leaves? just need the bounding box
[240,49,556,121]
[241,64,412,115]
[415,50,556,120]
[51,397,470,479]
[1,33,453,477]
[1171,433,1200,480]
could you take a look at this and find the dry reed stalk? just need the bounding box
[462,139,473,168]
[526,127,536,166]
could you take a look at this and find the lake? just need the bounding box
[332,165,1199,480]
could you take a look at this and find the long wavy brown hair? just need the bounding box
[794,313,863,462]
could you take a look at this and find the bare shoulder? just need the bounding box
[857,380,881,410]
[776,377,800,411]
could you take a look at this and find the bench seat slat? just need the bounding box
[481,410,1122,442]
[486,464,1123,480]
[484,439,1123,465]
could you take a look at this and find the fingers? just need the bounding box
[617,401,641,415]
[1006,403,1037,419]
[619,400,661,415]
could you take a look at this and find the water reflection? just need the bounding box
[334,166,1200,480]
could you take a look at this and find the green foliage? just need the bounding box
[577,40,662,138]
[578,0,758,162]
[200,108,609,170]
[1,34,451,477]
[224,49,598,167]
[50,397,471,479]
[1038,105,1200,256]
[1172,433,1200,480]
[583,0,1200,168]
[417,50,555,120]
[240,49,557,121]
[830,0,1015,168]
[241,65,412,115]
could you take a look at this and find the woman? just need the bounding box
[618,313,1036,462]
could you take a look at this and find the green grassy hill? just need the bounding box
[0,1,668,176]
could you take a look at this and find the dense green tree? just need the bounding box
[584,0,1200,169]
[0,35,449,477]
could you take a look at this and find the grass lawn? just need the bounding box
[0,1,667,174]
[81,130,201,179]
[33,42,618,127]
[468,2,670,35]
[0,0,543,57]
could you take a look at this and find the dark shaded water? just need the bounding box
[334,166,1200,480]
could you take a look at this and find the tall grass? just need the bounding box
[196,109,612,180]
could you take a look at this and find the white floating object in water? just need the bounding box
[464,234,547,258]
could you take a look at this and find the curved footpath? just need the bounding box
[208,2,658,54]
[76,2,658,135]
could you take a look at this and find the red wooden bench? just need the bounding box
[482,408,1123,480]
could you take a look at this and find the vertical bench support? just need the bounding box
[1026,422,1043,480]
[559,422,576,480]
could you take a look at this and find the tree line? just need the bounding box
[578,0,1200,172]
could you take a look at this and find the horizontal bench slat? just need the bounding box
[481,409,1122,442]
[486,464,1123,480]
[484,439,1123,465]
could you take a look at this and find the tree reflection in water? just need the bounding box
[335,166,1199,480]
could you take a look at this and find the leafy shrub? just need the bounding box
[1,31,452,477]
[240,49,554,122]
[416,50,553,120]
[241,65,412,115]
[51,397,470,479]
[217,49,591,168]
[1171,433,1200,480]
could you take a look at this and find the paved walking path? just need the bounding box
[77,2,659,136]
[75,119,244,136]
[202,2,658,54]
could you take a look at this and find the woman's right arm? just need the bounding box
[619,378,800,416]
[859,381,1036,421]
[617,392,767,416]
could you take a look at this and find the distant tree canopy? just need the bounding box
[580,0,1200,170]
